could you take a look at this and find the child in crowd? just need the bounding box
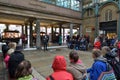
[15,60,37,80]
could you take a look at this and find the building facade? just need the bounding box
[83,0,120,42]
[0,0,120,48]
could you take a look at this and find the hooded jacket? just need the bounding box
[46,56,73,80]
[94,41,101,49]
[87,57,107,80]
[67,60,86,80]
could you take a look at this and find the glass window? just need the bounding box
[105,9,112,21]
[87,9,93,16]
[40,0,80,11]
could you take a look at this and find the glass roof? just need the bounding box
[83,0,109,8]
[40,0,80,11]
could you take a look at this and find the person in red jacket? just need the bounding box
[46,55,73,80]
[94,38,101,49]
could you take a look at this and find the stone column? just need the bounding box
[79,0,83,18]
[51,26,54,42]
[70,24,73,38]
[21,25,24,34]
[59,24,62,35]
[80,24,83,37]
[25,23,27,34]
[63,28,65,43]
[36,19,41,49]
[29,19,33,47]
[5,24,9,30]
[118,0,120,41]
[95,2,99,37]
[55,27,57,32]
[45,26,47,34]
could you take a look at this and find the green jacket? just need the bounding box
[18,75,33,80]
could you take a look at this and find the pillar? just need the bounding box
[77,25,80,36]
[5,24,9,31]
[118,0,120,41]
[51,26,54,42]
[70,24,73,38]
[45,26,47,34]
[80,24,83,37]
[55,27,57,32]
[29,19,33,47]
[25,23,28,36]
[59,24,62,35]
[36,19,41,49]
[21,25,24,34]
[63,28,65,43]
[95,3,99,37]
[79,0,83,18]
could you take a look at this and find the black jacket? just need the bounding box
[8,51,24,78]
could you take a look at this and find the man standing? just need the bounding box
[43,34,49,51]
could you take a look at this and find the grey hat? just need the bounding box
[15,45,23,51]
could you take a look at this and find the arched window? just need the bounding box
[87,9,93,16]
[105,9,112,21]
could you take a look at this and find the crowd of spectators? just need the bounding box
[67,35,90,51]
[1,35,120,80]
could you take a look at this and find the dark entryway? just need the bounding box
[99,20,117,32]
[99,20,117,38]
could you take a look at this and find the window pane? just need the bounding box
[41,0,80,11]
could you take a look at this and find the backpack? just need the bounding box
[108,58,120,79]
[98,62,116,80]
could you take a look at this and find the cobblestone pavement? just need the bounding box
[23,48,93,78]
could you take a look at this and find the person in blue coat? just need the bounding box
[87,49,107,80]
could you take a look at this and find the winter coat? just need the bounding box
[104,52,117,60]
[46,55,73,80]
[8,51,24,78]
[7,48,15,55]
[4,54,10,68]
[87,57,107,80]
[17,75,37,80]
[94,41,101,49]
[67,60,86,80]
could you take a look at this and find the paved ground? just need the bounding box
[0,48,94,80]
[23,48,93,79]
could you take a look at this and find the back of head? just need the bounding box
[52,55,66,71]
[8,42,17,49]
[69,51,79,63]
[2,44,9,58]
[92,49,101,58]
[15,60,32,79]
[101,46,110,56]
